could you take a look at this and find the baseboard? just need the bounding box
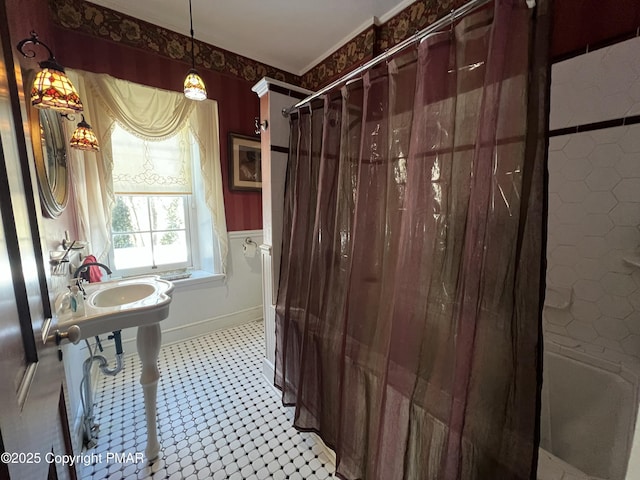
[97,306,263,359]
[159,306,263,347]
[313,431,337,467]
[263,357,275,385]
[260,359,337,469]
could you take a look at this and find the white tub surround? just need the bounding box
[545,34,640,479]
[546,34,640,367]
[537,448,596,480]
[541,341,639,479]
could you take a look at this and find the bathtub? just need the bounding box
[538,342,639,480]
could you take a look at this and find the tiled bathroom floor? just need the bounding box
[78,321,336,480]
[77,320,596,480]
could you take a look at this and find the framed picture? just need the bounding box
[228,133,262,191]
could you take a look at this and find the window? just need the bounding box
[111,194,191,272]
[109,124,199,276]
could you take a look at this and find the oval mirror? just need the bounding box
[29,105,69,218]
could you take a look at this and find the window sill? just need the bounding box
[115,270,224,290]
[170,270,225,290]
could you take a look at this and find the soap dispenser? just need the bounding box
[70,285,85,317]
[60,286,73,314]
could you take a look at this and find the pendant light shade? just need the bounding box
[17,32,83,114]
[69,115,100,152]
[183,0,206,101]
[184,69,207,101]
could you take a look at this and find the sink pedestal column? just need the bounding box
[137,323,161,461]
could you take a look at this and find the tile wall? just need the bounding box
[545,35,640,366]
[550,36,640,131]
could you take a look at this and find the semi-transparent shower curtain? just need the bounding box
[275,0,551,478]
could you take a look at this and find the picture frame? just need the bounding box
[228,133,262,191]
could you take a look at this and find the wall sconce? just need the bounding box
[16,31,83,114]
[68,114,100,152]
[254,117,268,135]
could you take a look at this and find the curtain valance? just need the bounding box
[87,72,195,140]
[67,70,228,273]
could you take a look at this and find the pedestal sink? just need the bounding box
[55,276,174,461]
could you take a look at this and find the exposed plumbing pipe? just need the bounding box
[95,352,124,376]
[81,331,125,448]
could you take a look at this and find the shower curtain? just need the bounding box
[275,0,551,478]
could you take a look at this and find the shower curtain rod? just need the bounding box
[283,0,535,116]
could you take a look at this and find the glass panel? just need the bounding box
[112,232,153,269]
[150,196,185,230]
[112,196,150,232]
[111,194,191,272]
[152,231,188,265]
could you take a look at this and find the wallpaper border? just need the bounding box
[50,0,461,90]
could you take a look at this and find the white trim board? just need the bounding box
[97,306,263,360]
[228,229,263,240]
[261,358,337,468]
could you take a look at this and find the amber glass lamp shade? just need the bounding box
[184,69,207,101]
[70,116,99,152]
[32,60,83,114]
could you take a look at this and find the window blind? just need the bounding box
[111,124,192,194]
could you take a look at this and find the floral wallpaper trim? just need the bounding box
[375,0,462,53]
[302,0,466,90]
[50,0,466,92]
[300,26,376,90]
[49,0,299,85]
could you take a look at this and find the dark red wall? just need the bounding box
[7,0,640,233]
[6,0,53,45]
[7,0,262,231]
[551,0,640,61]
[51,27,262,231]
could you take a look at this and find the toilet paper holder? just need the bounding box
[242,237,258,258]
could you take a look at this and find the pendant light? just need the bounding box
[16,32,83,114]
[69,115,100,152]
[183,0,207,101]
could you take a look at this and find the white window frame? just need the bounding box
[107,125,222,278]
[109,193,200,278]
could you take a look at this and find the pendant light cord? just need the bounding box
[189,0,195,69]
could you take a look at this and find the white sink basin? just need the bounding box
[56,276,174,340]
[91,283,156,308]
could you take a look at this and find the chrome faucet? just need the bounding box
[73,262,112,280]
[73,263,113,296]
[72,262,111,288]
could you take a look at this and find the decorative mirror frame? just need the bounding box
[28,102,69,218]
